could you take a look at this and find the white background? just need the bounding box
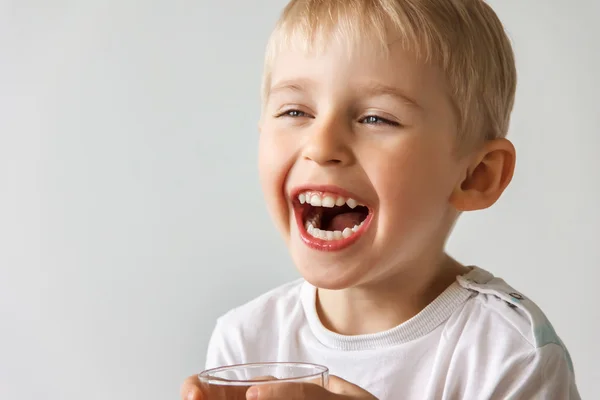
[1,1,598,399]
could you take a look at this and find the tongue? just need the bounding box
[329,212,364,232]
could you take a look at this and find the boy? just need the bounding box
[182,0,580,398]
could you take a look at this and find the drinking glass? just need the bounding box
[197,362,329,399]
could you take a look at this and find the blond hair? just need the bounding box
[261,0,517,148]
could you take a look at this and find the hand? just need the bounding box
[245,375,377,400]
[180,374,278,400]
[180,374,204,400]
[180,374,377,400]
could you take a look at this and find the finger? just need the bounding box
[247,381,330,400]
[180,375,203,400]
[328,376,378,399]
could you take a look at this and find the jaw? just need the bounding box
[288,236,378,290]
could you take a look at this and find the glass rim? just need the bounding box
[198,362,329,386]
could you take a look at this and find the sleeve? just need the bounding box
[494,343,581,399]
[204,317,240,370]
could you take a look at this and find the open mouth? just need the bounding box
[293,190,372,243]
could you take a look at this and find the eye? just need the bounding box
[276,109,310,118]
[360,115,401,127]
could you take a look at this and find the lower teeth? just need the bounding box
[305,221,365,241]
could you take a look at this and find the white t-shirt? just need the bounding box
[205,267,580,399]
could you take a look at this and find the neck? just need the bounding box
[315,253,469,335]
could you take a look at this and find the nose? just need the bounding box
[301,117,354,166]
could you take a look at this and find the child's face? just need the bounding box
[258,38,469,289]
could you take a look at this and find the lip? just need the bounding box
[290,184,374,252]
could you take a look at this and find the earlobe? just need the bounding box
[450,138,516,211]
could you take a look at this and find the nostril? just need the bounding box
[304,156,341,164]
[304,157,344,165]
[302,148,351,165]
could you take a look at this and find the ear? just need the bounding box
[449,138,516,211]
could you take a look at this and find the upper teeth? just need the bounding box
[298,191,363,209]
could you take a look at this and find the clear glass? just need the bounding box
[198,362,329,399]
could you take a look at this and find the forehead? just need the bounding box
[267,37,449,110]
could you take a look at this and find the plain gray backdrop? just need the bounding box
[1,0,598,399]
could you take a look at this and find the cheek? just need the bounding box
[258,134,277,196]
[369,140,457,225]
[258,131,295,235]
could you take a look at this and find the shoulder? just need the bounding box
[444,267,579,398]
[205,278,307,368]
[454,267,574,367]
[216,278,306,329]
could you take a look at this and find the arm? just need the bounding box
[181,318,239,400]
[489,343,580,399]
[204,317,237,370]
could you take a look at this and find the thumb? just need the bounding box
[180,375,204,400]
[327,376,378,399]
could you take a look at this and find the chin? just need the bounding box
[291,252,370,290]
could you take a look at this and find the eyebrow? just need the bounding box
[358,82,423,110]
[268,79,423,110]
[268,79,314,97]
